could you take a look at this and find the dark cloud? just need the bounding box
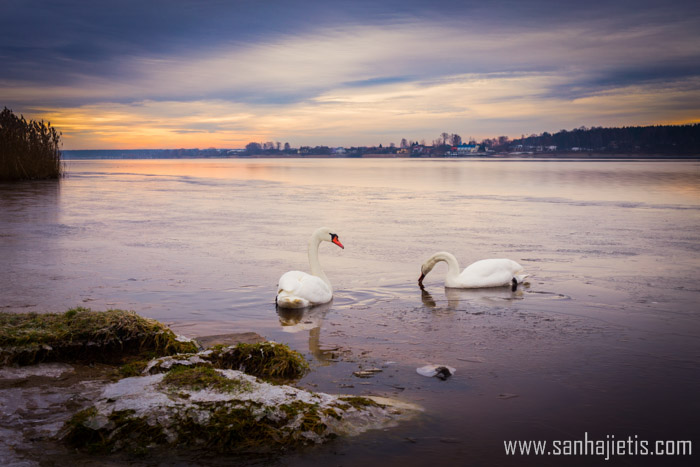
[6,1,696,65]
[343,76,416,88]
[2,0,699,114]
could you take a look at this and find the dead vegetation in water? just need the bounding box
[0,307,198,366]
[0,107,63,181]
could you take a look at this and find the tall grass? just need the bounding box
[0,107,63,181]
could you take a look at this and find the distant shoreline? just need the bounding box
[61,152,700,160]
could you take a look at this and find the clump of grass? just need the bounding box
[161,366,251,393]
[118,360,152,378]
[0,107,63,181]
[210,342,309,382]
[0,307,198,366]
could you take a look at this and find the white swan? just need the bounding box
[418,252,528,290]
[276,227,344,308]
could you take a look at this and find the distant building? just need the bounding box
[411,145,430,155]
[331,147,346,155]
[447,143,478,156]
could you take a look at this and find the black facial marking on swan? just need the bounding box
[434,366,453,380]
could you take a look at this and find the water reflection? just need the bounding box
[0,180,61,310]
[0,180,60,219]
[420,285,522,309]
[67,159,700,206]
[3,159,700,467]
[276,302,336,363]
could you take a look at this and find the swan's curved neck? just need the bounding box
[308,233,331,288]
[427,252,461,282]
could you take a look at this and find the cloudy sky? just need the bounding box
[2,0,699,149]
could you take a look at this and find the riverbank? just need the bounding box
[60,150,700,160]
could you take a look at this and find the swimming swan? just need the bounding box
[418,252,527,290]
[276,227,344,308]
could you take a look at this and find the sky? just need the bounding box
[2,0,699,149]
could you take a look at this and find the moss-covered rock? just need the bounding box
[208,342,309,381]
[62,367,421,454]
[144,342,309,383]
[0,308,198,366]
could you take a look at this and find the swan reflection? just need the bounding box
[421,286,523,309]
[276,301,336,363]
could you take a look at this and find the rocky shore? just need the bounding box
[0,308,420,461]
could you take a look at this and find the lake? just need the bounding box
[1,158,699,466]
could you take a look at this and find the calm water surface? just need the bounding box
[1,158,700,466]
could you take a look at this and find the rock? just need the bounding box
[352,368,383,378]
[62,366,421,453]
[194,332,266,349]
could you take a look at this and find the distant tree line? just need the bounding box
[0,107,62,181]
[245,141,295,154]
[242,124,699,156]
[501,124,700,154]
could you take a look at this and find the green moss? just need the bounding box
[278,400,315,420]
[322,407,342,420]
[63,407,101,450]
[0,308,198,366]
[64,401,310,453]
[64,408,166,455]
[118,360,151,378]
[336,396,385,410]
[210,342,309,382]
[161,366,251,393]
[176,403,285,452]
[298,410,328,436]
[279,401,330,437]
[63,386,407,455]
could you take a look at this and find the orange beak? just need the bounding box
[332,237,344,249]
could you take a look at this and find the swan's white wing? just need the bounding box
[276,270,332,308]
[458,259,524,288]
